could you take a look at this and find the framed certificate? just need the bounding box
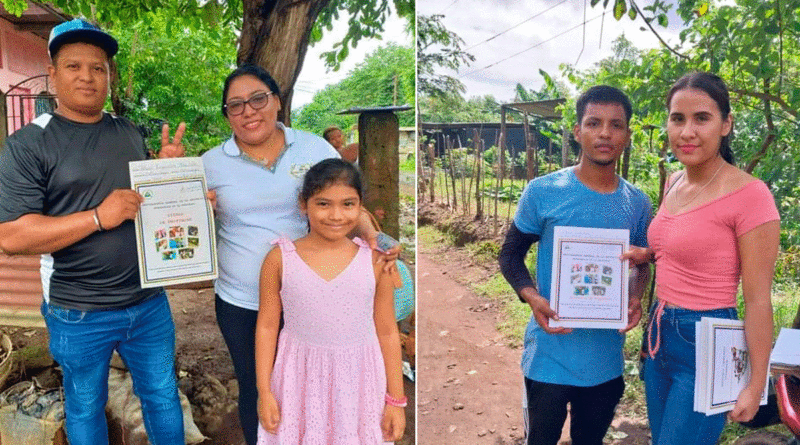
[549,226,629,329]
[130,158,217,288]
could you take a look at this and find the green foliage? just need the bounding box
[417,14,475,97]
[465,241,501,264]
[560,0,800,246]
[316,0,414,70]
[108,11,236,155]
[399,154,415,173]
[482,183,523,202]
[419,93,500,123]
[293,43,414,135]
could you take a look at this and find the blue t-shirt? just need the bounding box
[202,123,339,310]
[514,167,652,386]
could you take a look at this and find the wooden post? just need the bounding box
[358,111,400,239]
[496,106,507,235]
[427,141,435,203]
[561,126,569,167]
[523,113,534,181]
[447,137,457,210]
[474,129,483,220]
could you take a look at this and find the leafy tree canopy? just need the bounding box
[294,42,414,137]
[417,14,475,97]
[107,9,237,156]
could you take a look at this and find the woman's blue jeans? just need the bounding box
[42,291,184,445]
[642,303,738,445]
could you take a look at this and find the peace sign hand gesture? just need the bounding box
[159,122,186,158]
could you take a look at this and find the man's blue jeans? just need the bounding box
[642,304,738,445]
[42,291,184,445]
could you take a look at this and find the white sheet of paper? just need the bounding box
[130,158,217,288]
[549,226,629,329]
[771,328,800,368]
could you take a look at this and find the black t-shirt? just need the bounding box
[0,112,161,310]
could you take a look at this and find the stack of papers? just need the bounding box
[770,328,800,374]
[694,317,768,415]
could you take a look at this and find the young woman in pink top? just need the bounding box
[626,72,781,444]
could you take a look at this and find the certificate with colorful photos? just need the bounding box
[130,158,217,288]
[549,226,629,329]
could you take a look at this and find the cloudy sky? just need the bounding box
[419,0,688,102]
[292,8,412,109]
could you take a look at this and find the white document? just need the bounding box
[694,317,768,415]
[770,328,800,370]
[130,158,217,288]
[549,226,629,329]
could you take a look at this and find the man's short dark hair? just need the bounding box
[575,86,632,125]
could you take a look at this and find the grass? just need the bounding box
[400,155,415,173]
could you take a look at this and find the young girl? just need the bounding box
[254,158,406,444]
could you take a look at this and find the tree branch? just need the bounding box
[744,78,777,173]
[730,88,798,119]
[629,0,689,60]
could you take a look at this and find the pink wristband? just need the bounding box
[384,393,407,407]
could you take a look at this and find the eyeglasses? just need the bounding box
[224,91,273,116]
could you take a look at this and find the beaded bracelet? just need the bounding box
[384,393,407,407]
[92,208,105,231]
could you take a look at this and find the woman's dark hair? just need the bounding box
[300,158,363,203]
[221,64,281,117]
[666,72,735,165]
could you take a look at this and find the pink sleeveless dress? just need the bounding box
[257,237,391,445]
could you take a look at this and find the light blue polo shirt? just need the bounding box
[514,167,651,386]
[202,123,339,310]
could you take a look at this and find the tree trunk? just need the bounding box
[658,140,668,206]
[239,0,331,125]
[621,145,631,180]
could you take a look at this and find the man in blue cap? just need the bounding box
[0,19,186,444]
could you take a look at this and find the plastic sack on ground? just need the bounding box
[0,380,65,445]
[107,367,206,444]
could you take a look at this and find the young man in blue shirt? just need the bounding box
[498,86,652,445]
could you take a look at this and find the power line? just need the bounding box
[459,12,604,80]
[465,0,568,51]
[439,0,460,13]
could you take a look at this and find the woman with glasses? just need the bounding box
[201,64,348,445]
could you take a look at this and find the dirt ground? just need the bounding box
[417,203,651,445]
[0,285,416,445]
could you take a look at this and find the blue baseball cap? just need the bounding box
[48,18,118,59]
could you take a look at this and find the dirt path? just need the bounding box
[416,243,652,445]
[417,252,526,444]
